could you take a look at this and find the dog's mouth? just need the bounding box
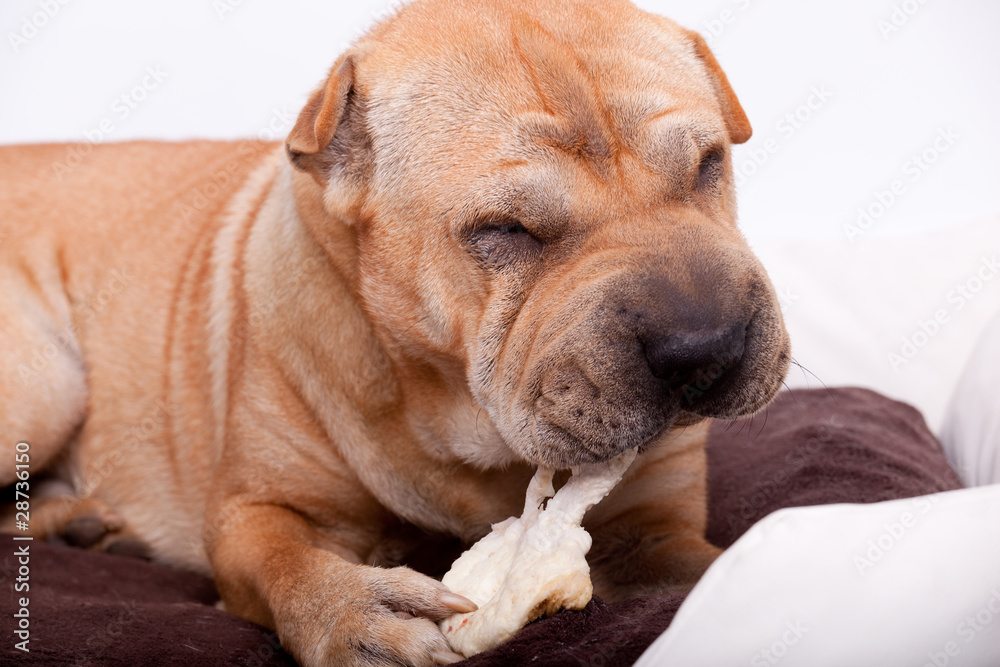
[527,414,686,468]
[500,309,790,469]
[522,392,700,469]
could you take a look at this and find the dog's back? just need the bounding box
[0,140,276,569]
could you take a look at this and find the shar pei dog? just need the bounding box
[0,0,789,664]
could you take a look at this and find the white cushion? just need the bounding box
[940,311,1000,487]
[635,485,1000,667]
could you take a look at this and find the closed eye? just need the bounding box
[466,219,543,268]
[696,146,725,192]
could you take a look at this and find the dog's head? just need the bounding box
[286,0,790,468]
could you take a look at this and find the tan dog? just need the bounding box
[0,0,789,665]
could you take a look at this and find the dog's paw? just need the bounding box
[8,495,120,545]
[282,563,473,667]
[16,495,152,559]
[59,500,124,547]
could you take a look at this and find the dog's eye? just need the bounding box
[696,146,725,192]
[467,219,542,268]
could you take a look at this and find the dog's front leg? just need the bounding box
[206,501,471,666]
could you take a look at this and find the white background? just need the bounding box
[2,0,999,427]
[3,0,998,241]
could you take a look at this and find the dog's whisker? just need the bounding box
[722,417,740,432]
[754,406,770,440]
[790,358,828,390]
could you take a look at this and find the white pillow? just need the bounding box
[635,485,1000,667]
[940,311,1000,487]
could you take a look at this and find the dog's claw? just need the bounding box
[431,649,466,664]
[440,592,478,614]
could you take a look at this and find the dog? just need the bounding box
[0,0,790,664]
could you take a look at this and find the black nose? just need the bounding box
[644,323,746,396]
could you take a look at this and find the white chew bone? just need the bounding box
[439,449,637,657]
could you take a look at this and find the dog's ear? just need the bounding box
[684,31,752,145]
[286,54,372,197]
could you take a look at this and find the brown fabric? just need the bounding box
[0,536,295,666]
[704,387,963,548]
[2,388,963,666]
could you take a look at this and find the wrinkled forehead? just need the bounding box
[359,1,725,159]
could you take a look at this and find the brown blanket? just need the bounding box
[1,388,963,666]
